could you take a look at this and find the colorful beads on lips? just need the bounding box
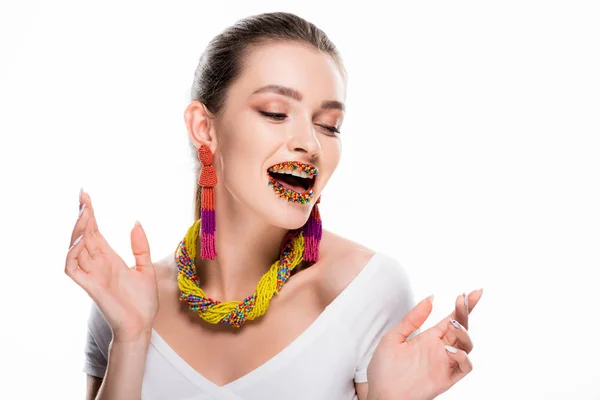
[268,161,318,178]
[268,175,315,204]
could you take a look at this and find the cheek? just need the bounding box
[325,139,342,166]
[230,110,275,150]
[217,112,270,178]
[319,140,342,180]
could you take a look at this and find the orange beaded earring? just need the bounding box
[198,144,217,260]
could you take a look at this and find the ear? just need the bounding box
[184,100,217,153]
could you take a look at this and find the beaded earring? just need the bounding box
[302,195,322,262]
[198,144,217,260]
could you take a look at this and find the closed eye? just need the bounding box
[259,111,341,135]
[259,111,287,120]
[316,124,341,134]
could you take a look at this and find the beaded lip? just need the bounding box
[267,161,318,204]
[268,161,318,178]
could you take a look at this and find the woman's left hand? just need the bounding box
[366,289,483,400]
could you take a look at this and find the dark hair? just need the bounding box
[189,12,345,272]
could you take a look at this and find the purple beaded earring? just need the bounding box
[302,196,322,262]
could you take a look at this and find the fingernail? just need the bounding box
[79,188,83,203]
[464,292,469,307]
[69,234,83,250]
[134,220,141,227]
[445,345,458,354]
[428,294,435,304]
[78,203,86,219]
[450,318,461,329]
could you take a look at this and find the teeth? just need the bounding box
[291,170,308,178]
[269,168,314,179]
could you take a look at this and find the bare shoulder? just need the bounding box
[153,253,178,281]
[152,253,180,301]
[151,253,185,316]
[315,229,377,307]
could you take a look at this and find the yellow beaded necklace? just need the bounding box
[175,219,305,328]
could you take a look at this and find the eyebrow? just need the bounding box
[251,84,345,112]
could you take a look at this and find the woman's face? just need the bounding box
[212,41,346,230]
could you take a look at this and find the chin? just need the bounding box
[262,199,313,231]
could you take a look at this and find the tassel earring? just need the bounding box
[198,144,217,260]
[302,196,322,262]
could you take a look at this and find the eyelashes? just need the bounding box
[259,111,340,134]
[259,111,287,121]
[318,124,341,134]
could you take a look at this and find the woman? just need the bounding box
[66,12,483,400]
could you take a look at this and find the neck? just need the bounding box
[193,189,291,301]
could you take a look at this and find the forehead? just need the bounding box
[235,41,346,103]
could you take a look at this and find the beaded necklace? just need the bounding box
[175,219,305,328]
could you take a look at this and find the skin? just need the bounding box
[65,41,482,400]
[182,41,346,302]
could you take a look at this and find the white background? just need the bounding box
[1,1,599,398]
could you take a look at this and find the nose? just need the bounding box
[287,122,321,157]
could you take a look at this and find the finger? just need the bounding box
[82,210,103,260]
[444,345,473,383]
[444,318,474,354]
[467,289,484,314]
[80,192,111,260]
[77,243,96,273]
[445,289,484,330]
[131,221,153,272]
[69,201,88,247]
[433,293,469,335]
[81,191,100,233]
[388,295,434,342]
[81,191,111,251]
[65,234,92,289]
[455,293,469,330]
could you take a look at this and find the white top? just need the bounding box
[83,252,417,400]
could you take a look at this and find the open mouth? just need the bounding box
[268,170,315,192]
[267,161,318,204]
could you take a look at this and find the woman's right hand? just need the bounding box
[65,190,159,342]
